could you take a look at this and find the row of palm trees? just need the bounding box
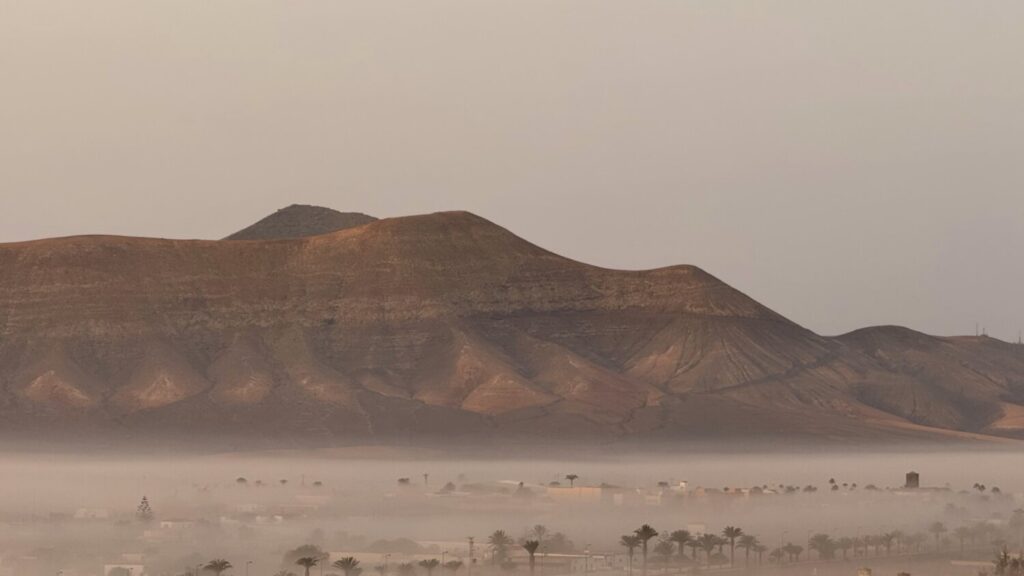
[201,557,378,576]
[201,510,1023,576]
[619,524,764,575]
[615,519,1017,574]
[289,557,466,576]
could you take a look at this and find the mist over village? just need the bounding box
[0,451,1022,576]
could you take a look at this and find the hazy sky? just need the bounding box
[2,1,1023,339]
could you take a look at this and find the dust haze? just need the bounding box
[2,446,1022,576]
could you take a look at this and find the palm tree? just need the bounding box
[698,534,717,567]
[296,558,319,576]
[721,527,743,566]
[489,531,514,565]
[718,535,731,555]
[620,535,641,576]
[685,540,701,565]
[418,559,440,576]
[881,532,897,556]
[668,530,692,562]
[529,525,550,544]
[205,560,233,576]
[837,537,853,560]
[782,543,803,563]
[523,540,540,576]
[752,544,767,566]
[653,541,674,573]
[891,530,906,554]
[737,535,757,566]
[929,522,948,550]
[442,561,463,576]
[618,532,634,573]
[808,534,835,560]
[634,525,659,576]
[396,564,415,576]
[565,474,579,488]
[334,558,361,576]
[953,527,971,555]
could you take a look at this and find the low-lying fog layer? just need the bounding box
[1,448,1021,576]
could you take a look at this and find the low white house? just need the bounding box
[74,508,112,520]
[104,564,145,576]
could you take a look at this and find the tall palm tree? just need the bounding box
[685,540,701,565]
[929,522,948,550]
[948,527,969,554]
[653,541,674,573]
[442,561,463,576]
[620,535,641,576]
[716,536,729,556]
[698,534,717,567]
[752,544,767,566]
[523,540,540,576]
[782,543,803,563]
[837,537,853,560]
[808,534,835,560]
[418,559,440,576]
[737,535,757,567]
[529,525,550,544]
[634,525,658,576]
[721,527,743,566]
[668,531,692,562]
[295,557,319,576]
[205,560,233,576]
[881,532,896,556]
[565,474,579,488]
[334,558,361,576]
[488,530,514,565]
[891,530,906,554]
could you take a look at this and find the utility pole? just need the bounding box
[468,537,475,576]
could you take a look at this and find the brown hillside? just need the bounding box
[1,209,1022,445]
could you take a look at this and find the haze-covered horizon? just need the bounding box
[3,1,1024,339]
[1,448,1022,576]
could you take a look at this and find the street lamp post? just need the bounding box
[246,561,253,576]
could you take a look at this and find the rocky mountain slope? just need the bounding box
[1,208,1022,445]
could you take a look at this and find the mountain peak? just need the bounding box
[224,204,377,240]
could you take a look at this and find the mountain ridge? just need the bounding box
[1,207,1022,446]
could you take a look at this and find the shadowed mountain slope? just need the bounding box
[1,208,1023,445]
[225,204,377,240]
